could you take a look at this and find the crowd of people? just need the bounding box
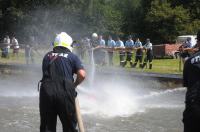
[1,35,35,65]
[1,35,20,58]
[73,34,154,69]
[1,31,200,132]
[38,31,200,132]
[1,33,198,70]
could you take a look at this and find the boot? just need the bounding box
[121,61,126,67]
[149,64,152,69]
[141,63,146,69]
[130,61,133,67]
[120,61,123,66]
[131,63,137,68]
[139,63,143,68]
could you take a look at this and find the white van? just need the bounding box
[177,35,197,47]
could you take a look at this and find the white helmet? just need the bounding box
[54,32,73,51]
[92,33,98,39]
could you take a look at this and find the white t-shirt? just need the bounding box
[12,38,19,49]
[4,38,10,48]
[144,42,153,50]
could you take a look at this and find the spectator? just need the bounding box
[11,37,20,57]
[115,36,125,66]
[107,35,116,65]
[25,44,34,65]
[2,35,10,58]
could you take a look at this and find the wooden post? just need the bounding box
[179,53,182,72]
[75,97,85,132]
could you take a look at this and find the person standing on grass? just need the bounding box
[183,30,200,132]
[25,44,34,65]
[142,38,153,69]
[132,38,143,68]
[39,32,86,132]
[124,35,134,67]
[107,35,116,66]
[11,37,20,57]
[3,35,10,58]
[115,36,125,66]
[25,44,31,65]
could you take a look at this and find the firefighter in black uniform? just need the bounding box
[39,32,86,132]
[183,30,200,132]
[142,38,153,69]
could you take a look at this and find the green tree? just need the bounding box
[171,0,200,19]
[144,0,190,43]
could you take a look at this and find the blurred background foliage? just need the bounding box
[0,0,199,44]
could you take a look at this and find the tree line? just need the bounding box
[0,0,199,44]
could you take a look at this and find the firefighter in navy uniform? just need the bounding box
[132,38,143,68]
[142,38,153,69]
[183,30,200,132]
[124,36,134,67]
[39,32,86,132]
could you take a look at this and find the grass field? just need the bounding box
[0,49,43,65]
[0,49,183,74]
[112,52,183,74]
[129,58,182,74]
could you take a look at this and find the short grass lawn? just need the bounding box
[112,52,183,74]
[0,49,183,74]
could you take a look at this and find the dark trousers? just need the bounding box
[1,48,9,58]
[126,52,133,62]
[40,80,77,132]
[134,55,143,64]
[119,52,126,67]
[120,52,133,67]
[143,54,153,65]
[132,55,143,68]
[142,51,153,69]
[119,52,125,62]
[180,52,190,59]
[183,104,200,132]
